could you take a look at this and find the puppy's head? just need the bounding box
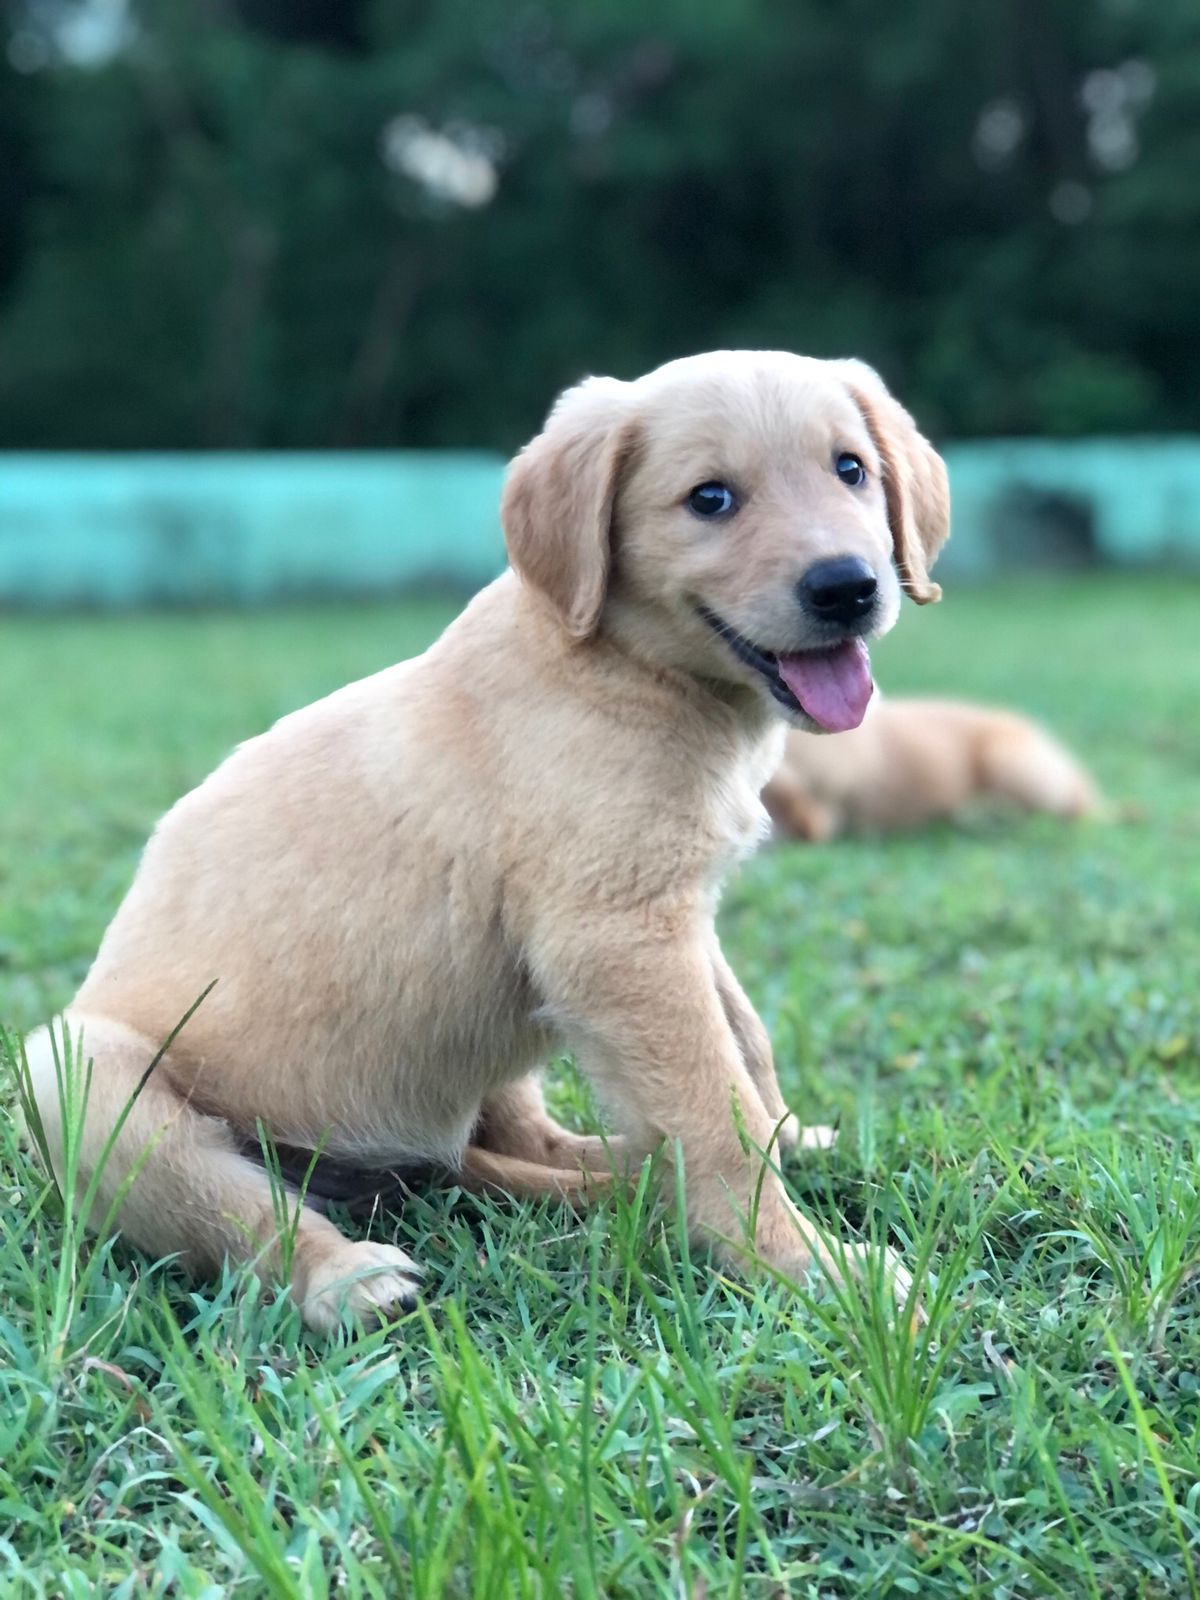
[502,351,949,733]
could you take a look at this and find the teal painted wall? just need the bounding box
[941,438,1200,579]
[0,452,508,607]
[1,441,1198,608]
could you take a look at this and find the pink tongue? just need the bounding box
[775,638,874,732]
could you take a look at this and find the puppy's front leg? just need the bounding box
[709,941,794,1145]
[538,928,853,1288]
[709,943,835,1157]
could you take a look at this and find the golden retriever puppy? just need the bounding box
[764,697,1102,841]
[24,351,949,1331]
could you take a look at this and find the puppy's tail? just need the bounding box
[976,716,1104,820]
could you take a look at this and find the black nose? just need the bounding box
[797,556,878,627]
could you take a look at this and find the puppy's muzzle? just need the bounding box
[797,556,878,630]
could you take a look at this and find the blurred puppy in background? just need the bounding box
[763,697,1102,841]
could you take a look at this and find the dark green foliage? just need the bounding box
[0,1,1198,450]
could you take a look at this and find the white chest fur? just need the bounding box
[708,722,785,882]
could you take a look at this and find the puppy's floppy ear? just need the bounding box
[501,377,637,640]
[838,360,950,605]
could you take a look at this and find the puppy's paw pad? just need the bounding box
[300,1241,423,1334]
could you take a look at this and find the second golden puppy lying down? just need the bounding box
[25,350,948,1331]
[764,698,1102,841]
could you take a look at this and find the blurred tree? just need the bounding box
[0,0,1196,448]
[0,50,36,301]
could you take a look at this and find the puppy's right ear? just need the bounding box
[501,377,637,641]
[837,360,950,605]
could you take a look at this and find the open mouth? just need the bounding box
[697,606,875,732]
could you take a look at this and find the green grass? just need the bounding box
[2,575,1199,1597]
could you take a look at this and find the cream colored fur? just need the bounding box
[764,697,1102,841]
[25,350,948,1330]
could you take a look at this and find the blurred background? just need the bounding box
[1,0,1199,602]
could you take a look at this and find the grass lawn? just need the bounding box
[2,575,1199,1597]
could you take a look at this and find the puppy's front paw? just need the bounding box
[753,1223,920,1320]
[772,1116,837,1156]
[297,1240,424,1334]
[849,1241,918,1315]
[803,1239,923,1325]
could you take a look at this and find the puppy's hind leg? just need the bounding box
[22,1013,422,1334]
[460,1144,618,1205]
[977,718,1102,819]
[476,1074,632,1173]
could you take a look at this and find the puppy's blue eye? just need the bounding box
[687,482,737,518]
[835,452,866,488]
